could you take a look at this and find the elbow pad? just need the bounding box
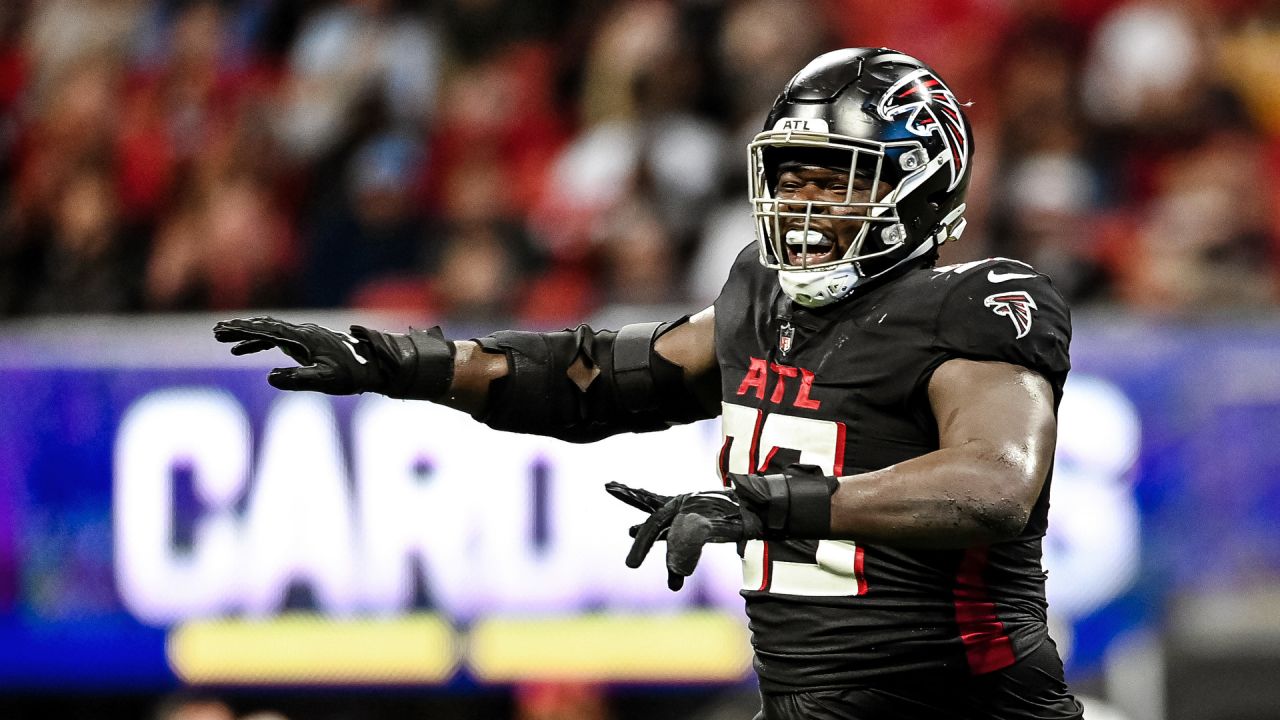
[474,319,712,443]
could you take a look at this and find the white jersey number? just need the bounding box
[720,402,867,597]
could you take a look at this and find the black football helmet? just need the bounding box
[749,48,973,307]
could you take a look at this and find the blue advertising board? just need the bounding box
[0,313,1277,689]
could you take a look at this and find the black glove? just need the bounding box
[213,316,388,394]
[603,482,673,515]
[215,316,455,398]
[605,481,765,591]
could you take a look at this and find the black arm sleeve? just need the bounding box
[472,319,719,443]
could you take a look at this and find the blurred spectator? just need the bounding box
[1081,1,1212,134]
[427,45,568,223]
[2,52,131,313]
[999,153,1107,300]
[276,0,440,161]
[1111,130,1277,310]
[821,0,1012,115]
[430,219,528,322]
[25,162,142,313]
[302,131,427,307]
[22,0,143,106]
[0,0,1278,319]
[530,0,723,319]
[147,173,293,310]
[1081,0,1251,200]
[0,4,27,174]
[719,0,829,137]
[440,0,575,63]
[1219,1,1280,138]
[11,54,122,230]
[595,197,677,306]
[988,21,1110,301]
[115,0,262,221]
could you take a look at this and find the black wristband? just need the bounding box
[354,325,456,400]
[732,465,839,538]
[785,467,840,537]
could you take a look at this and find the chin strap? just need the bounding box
[936,202,968,245]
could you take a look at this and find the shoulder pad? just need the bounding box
[929,256,1036,283]
[932,258,1071,379]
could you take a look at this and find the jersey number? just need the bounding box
[720,402,867,597]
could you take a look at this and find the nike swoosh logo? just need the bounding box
[988,270,1037,283]
[341,337,369,365]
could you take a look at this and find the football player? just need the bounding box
[216,48,1081,719]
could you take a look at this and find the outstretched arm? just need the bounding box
[441,305,718,417]
[456,307,719,442]
[436,337,508,414]
[214,307,720,442]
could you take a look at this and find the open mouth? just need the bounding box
[784,229,839,266]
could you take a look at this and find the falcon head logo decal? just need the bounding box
[984,291,1037,339]
[877,68,969,191]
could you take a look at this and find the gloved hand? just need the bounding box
[605,481,766,590]
[215,316,456,399]
[213,316,387,394]
[603,482,673,515]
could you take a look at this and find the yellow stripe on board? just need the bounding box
[167,613,460,684]
[468,610,753,683]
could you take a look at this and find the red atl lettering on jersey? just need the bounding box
[735,356,821,410]
[737,358,769,399]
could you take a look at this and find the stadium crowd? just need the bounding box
[1,0,1278,323]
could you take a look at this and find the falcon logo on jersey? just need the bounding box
[984,291,1038,339]
[877,67,968,191]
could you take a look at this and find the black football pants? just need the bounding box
[753,640,1084,720]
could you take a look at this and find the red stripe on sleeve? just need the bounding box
[854,545,867,595]
[953,546,1016,674]
[833,422,847,476]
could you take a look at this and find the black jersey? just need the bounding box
[712,244,1071,692]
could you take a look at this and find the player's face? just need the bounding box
[775,164,890,266]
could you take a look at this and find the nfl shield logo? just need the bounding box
[778,321,795,355]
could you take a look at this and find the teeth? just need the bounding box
[785,229,833,252]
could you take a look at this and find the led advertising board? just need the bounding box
[1,315,1276,689]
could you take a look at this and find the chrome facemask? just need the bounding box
[748,119,951,306]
